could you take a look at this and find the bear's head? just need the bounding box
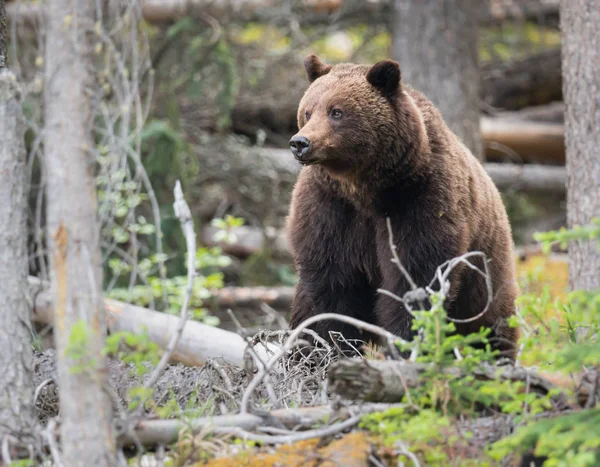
[289,54,419,182]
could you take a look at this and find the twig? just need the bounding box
[240,313,407,414]
[212,415,361,444]
[206,359,234,393]
[396,441,421,467]
[260,302,289,329]
[385,217,419,291]
[430,252,494,324]
[33,378,54,406]
[118,403,406,447]
[1,436,12,465]
[137,181,195,403]
[44,419,64,467]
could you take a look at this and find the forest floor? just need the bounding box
[31,252,578,466]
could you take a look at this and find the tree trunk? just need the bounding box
[0,0,7,69]
[392,0,483,159]
[44,0,115,464]
[561,1,600,291]
[0,1,35,442]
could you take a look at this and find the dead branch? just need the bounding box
[118,402,404,447]
[328,359,562,403]
[240,312,407,414]
[138,181,196,403]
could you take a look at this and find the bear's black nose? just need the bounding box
[289,136,312,161]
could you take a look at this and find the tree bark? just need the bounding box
[0,65,35,445]
[0,0,7,69]
[392,0,483,158]
[560,0,600,291]
[43,0,115,464]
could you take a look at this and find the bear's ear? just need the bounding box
[366,60,401,97]
[304,54,332,83]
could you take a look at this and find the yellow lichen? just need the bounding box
[516,253,569,299]
[202,432,373,467]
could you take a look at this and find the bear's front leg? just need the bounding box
[373,215,465,341]
[287,172,380,350]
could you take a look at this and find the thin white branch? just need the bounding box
[240,312,407,414]
[386,217,418,291]
[139,181,195,396]
[212,415,361,444]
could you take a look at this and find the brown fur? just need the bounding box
[287,55,519,359]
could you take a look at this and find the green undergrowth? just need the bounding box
[360,220,600,466]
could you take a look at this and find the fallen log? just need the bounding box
[481,50,562,110]
[211,285,295,309]
[495,101,564,123]
[30,277,279,367]
[484,163,566,192]
[119,402,399,446]
[482,116,565,164]
[204,224,570,264]
[261,148,567,187]
[7,0,559,28]
[194,60,564,150]
[328,359,561,403]
[203,224,290,259]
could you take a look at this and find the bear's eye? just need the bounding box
[304,111,311,121]
[331,109,343,120]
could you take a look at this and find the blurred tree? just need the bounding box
[392,0,482,159]
[0,0,6,68]
[0,0,35,446]
[44,0,115,463]
[561,1,600,292]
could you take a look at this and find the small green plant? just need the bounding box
[487,220,600,466]
[64,320,97,374]
[361,287,551,465]
[103,329,161,377]
[108,215,244,324]
[534,218,600,254]
[489,409,600,467]
[101,216,241,421]
[9,459,35,467]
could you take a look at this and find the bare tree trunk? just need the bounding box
[44,0,115,464]
[0,0,7,69]
[561,1,600,291]
[392,0,483,159]
[0,0,35,443]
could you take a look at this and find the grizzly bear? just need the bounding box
[286,55,519,359]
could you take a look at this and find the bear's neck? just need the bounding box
[313,140,433,212]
